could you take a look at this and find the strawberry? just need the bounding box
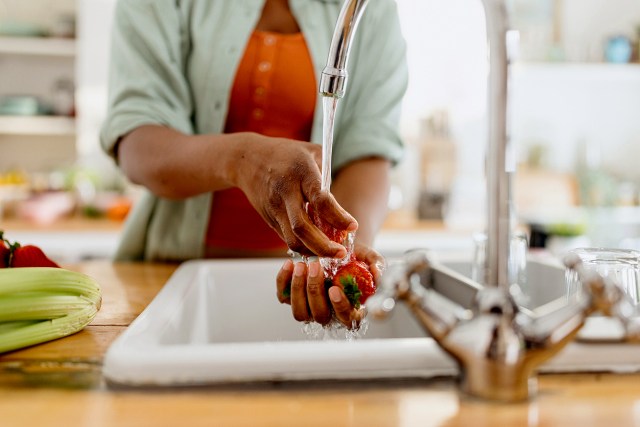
[0,233,9,268]
[331,259,375,308]
[307,203,348,244]
[10,244,60,268]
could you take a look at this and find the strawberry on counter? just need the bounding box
[10,244,60,268]
[0,233,9,268]
[0,231,60,268]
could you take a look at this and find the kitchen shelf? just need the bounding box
[0,116,76,136]
[0,36,76,57]
[512,62,640,81]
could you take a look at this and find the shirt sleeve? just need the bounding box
[331,0,408,172]
[100,0,194,160]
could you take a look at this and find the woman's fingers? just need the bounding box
[276,259,294,304]
[282,198,347,258]
[278,259,333,326]
[276,231,386,331]
[290,262,311,322]
[305,184,358,236]
[306,261,331,325]
[356,244,386,283]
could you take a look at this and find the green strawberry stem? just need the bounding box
[339,275,362,309]
[6,241,20,268]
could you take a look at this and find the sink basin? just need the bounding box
[103,257,640,387]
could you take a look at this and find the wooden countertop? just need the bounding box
[0,210,449,233]
[1,261,639,426]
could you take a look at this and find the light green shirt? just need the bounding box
[101,0,408,261]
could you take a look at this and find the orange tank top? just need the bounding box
[205,31,317,256]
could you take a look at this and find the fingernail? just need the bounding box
[335,247,347,259]
[282,259,293,271]
[294,262,305,277]
[328,287,342,303]
[308,261,320,278]
[347,220,358,231]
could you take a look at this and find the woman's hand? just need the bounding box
[275,242,386,328]
[232,134,357,258]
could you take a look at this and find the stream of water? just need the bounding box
[302,96,367,339]
[321,96,338,192]
[319,95,355,274]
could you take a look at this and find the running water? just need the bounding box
[302,317,370,341]
[321,96,338,192]
[319,95,354,274]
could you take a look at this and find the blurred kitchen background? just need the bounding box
[0,0,639,262]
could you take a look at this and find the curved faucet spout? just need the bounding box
[319,0,370,99]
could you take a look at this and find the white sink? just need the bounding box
[103,258,640,387]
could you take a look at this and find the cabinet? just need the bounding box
[0,36,77,173]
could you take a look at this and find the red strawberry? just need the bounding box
[331,259,375,308]
[10,244,60,268]
[307,203,348,244]
[0,237,9,268]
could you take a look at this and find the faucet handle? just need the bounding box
[368,249,466,340]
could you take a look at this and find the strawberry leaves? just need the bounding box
[338,275,363,309]
[330,259,375,308]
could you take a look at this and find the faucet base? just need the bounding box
[460,367,537,402]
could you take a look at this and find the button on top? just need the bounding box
[258,61,271,72]
[254,87,266,96]
[252,108,264,119]
[264,36,276,46]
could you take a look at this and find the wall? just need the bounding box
[394,0,488,230]
[75,0,118,186]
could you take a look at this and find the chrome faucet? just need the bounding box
[320,0,511,289]
[320,0,634,402]
[319,0,370,99]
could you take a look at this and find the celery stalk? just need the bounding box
[0,267,102,354]
[0,268,101,304]
[0,294,96,322]
[0,305,99,353]
[0,320,39,335]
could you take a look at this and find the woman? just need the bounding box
[100,0,408,327]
